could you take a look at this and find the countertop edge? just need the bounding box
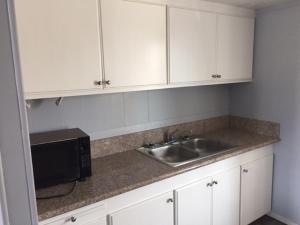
[38,137,279,221]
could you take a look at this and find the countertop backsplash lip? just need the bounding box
[91,115,280,159]
[229,115,280,139]
[36,115,280,221]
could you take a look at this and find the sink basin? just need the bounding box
[181,138,235,158]
[137,138,237,167]
[181,138,235,156]
[148,145,200,164]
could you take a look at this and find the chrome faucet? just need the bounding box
[164,129,193,144]
[165,129,179,144]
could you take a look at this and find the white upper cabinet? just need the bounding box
[169,8,217,84]
[14,0,255,99]
[109,192,174,225]
[14,0,103,99]
[101,0,167,88]
[217,15,255,81]
[240,155,273,225]
[169,7,254,85]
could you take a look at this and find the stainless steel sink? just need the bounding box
[181,138,235,152]
[137,138,237,167]
[148,145,200,165]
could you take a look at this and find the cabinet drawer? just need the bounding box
[109,192,174,225]
[40,204,106,225]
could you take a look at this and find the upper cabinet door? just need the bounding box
[14,0,103,99]
[109,192,174,225]
[101,0,167,88]
[217,15,255,81]
[169,8,217,84]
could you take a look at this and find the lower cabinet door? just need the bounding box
[212,167,240,225]
[175,177,212,225]
[109,192,174,225]
[241,155,274,225]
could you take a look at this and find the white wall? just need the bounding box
[230,1,300,224]
[27,85,229,140]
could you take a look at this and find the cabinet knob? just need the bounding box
[70,216,77,223]
[167,198,174,203]
[105,80,111,85]
[243,169,249,173]
[212,74,222,79]
[94,81,102,86]
[212,181,218,185]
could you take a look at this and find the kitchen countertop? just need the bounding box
[36,128,280,221]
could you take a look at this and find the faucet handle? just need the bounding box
[170,135,176,142]
[182,130,193,140]
[163,129,179,144]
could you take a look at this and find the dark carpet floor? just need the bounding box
[250,216,286,225]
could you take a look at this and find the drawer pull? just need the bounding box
[94,81,102,86]
[70,216,77,223]
[207,182,213,187]
[167,198,174,203]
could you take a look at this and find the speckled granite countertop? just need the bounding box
[36,128,280,221]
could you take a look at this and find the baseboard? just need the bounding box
[269,212,299,225]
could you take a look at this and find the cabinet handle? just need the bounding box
[94,81,102,86]
[212,181,218,185]
[67,216,76,223]
[243,169,249,173]
[207,182,213,187]
[105,80,111,85]
[212,74,222,79]
[167,198,174,203]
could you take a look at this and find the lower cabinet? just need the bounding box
[175,167,240,225]
[40,148,274,225]
[108,192,174,225]
[241,155,274,225]
[41,206,106,225]
[176,177,212,225]
[212,167,240,225]
[50,218,106,225]
[79,218,106,225]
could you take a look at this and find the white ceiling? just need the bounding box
[203,0,293,9]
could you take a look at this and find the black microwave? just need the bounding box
[30,128,92,189]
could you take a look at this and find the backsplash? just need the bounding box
[26,86,229,140]
[91,116,280,158]
[229,116,280,138]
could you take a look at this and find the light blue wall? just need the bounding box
[27,85,229,140]
[230,2,300,223]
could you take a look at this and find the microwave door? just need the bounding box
[31,139,81,189]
